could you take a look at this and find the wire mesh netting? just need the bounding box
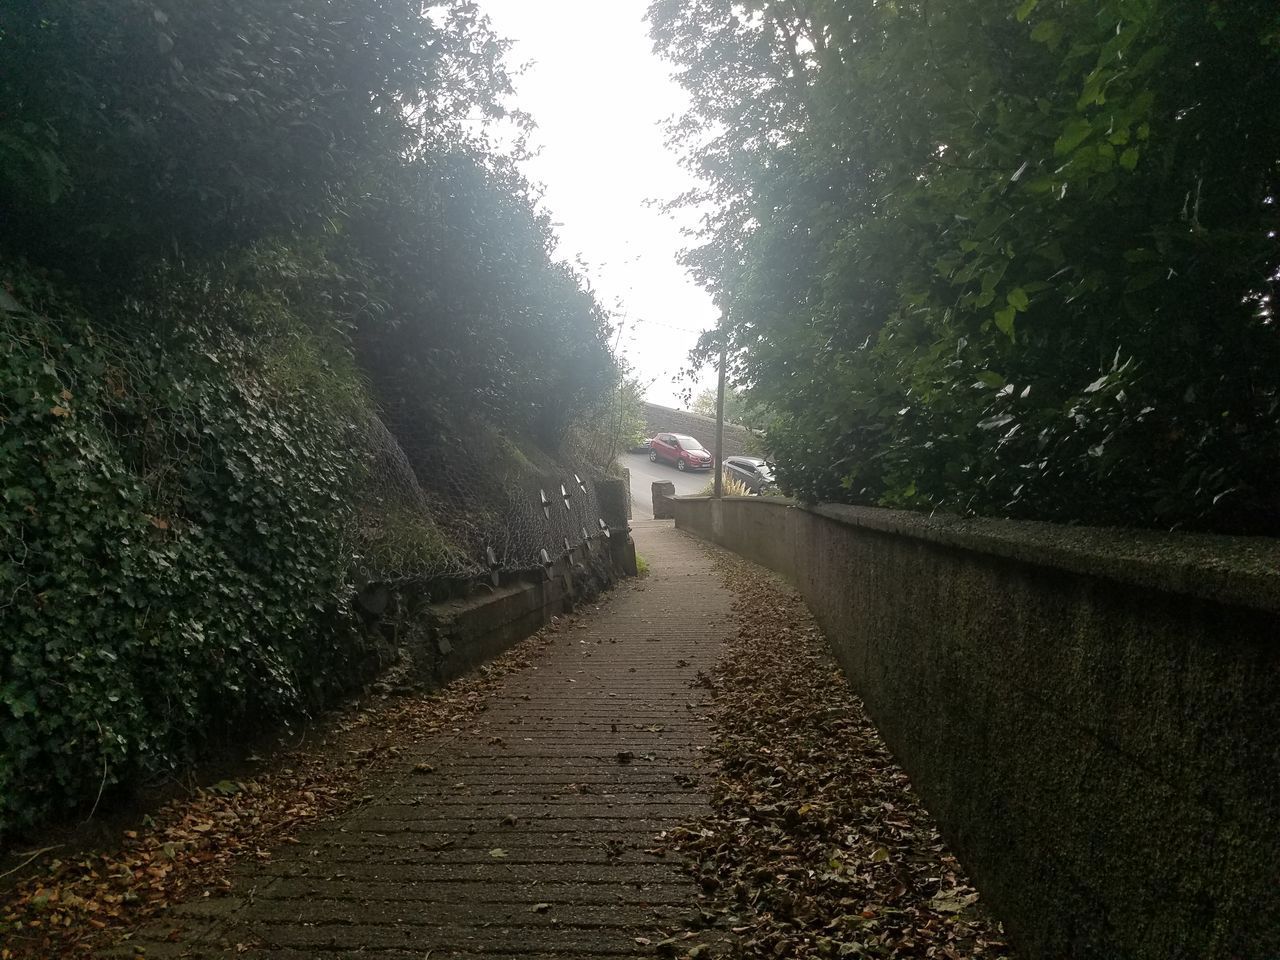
[355,410,618,586]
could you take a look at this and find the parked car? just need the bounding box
[649,433,713,471]
[628,437,653,453]
[723,456,778,494]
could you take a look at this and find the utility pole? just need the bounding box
[712,302,728,499]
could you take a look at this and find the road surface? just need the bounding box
[618,451,710,519]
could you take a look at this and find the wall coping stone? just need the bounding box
[674,496,1280,615]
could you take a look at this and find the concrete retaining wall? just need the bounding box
[417,540,616,685]
[673,496,1280,960]
[366,478,635,689]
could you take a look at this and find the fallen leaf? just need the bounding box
[660,551,1013,960]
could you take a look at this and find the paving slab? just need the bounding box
[112,520,728,959]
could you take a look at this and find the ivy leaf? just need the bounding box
[1053,118,1093,156]
[1030,18,1063,46]
[5,688,38,718]
[994,306,1017,338]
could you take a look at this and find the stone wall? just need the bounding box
[413,537,621,686]
[643,402,757,457]
[672,496,1280,960]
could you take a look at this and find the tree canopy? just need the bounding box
[650,0,1280,532]
[2,0,509,276]
[2,0,613,444]
[692,386,769,430]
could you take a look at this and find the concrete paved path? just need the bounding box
[117,520,729,958]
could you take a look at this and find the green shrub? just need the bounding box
[0,0,624,835]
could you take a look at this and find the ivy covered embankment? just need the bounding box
[0,3,623,833]
[2,262,372,833]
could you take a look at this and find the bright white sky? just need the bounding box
[478,0,717,407]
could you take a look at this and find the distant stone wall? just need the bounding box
[673,496,1280,960]
[643,402,756,457]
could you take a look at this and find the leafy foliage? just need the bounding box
[1,266,365,830]
[0,596,568,958]
[0,2,619,830]
[650,0,1280,531]
[0,0,514,283]
[348,154,614,449]
[691,386,770,430]
[1,0,613,441]
[564,368,650,472]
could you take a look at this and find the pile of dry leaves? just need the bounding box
[664,552,1014,959]
[0,610,578,959]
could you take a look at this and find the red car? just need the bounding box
[649,433,713,471]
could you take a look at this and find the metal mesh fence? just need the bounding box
[355,409,616,587]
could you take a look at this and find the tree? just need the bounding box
[0,0,518,285]
[649,0,1280,532]
[565,367,650,470]
[0,0,614,444]
[691,386,769,430]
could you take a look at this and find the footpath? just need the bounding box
[113,519,730,959]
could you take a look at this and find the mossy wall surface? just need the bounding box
[674,497,1280,960]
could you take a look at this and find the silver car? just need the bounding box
[723,456,777,494]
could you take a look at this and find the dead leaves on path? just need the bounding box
[665,553,1013,959]
[1,776,343,959]
[0,612,582,958]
